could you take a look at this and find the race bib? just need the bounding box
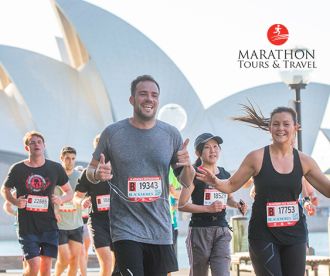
[96,194,110,211]
[127,176,162,202]
[267,201,299,227]
[26,195,49,212]
[204,189,227,205]
[59,201,76,212]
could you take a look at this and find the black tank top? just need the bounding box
[190,166,230,227]
[249,146,307,244]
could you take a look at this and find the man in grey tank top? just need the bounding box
[86,75,195,276]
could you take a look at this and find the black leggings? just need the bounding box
[249,239,306,276]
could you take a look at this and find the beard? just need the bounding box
[135,105,157,121]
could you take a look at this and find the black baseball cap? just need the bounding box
[194,133,223,150]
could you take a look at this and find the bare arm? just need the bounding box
[73,191,86,206]
[86,154,112,184]
[178,184,226,213]
[1,186,26,208]
[175,139,196,188]
[73,191,91,209]
[178,183,194,212]
[196,151,258,194]
[302,154,330,197]
[3,200,17,216]
[226,193,240,208]
[51,182,73,205]
[301,177,319,205]
[227,193,248,215]
[177,165,196,189]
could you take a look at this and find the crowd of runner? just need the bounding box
[1,75,330,276]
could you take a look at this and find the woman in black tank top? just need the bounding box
[196,106,330,276]
[179,132,247,276]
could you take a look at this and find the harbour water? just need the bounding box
[0,231,328,269]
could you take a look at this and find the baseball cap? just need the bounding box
[194,133,223,150]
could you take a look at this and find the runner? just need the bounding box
[179,133,247,276]
[86,75,194,276]
[54,146,83,276]
[1,131,72,276]
[196,106,330,276]
[75,165,91,276]
[74,134,114,276]
[79,207,91,276]
[169,167,181,257]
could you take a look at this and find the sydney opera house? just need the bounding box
[0,0,329,237]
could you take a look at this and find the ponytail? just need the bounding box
[232,102,270,131]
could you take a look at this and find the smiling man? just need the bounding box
[86,75,195,276]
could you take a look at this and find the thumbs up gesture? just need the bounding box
[176,139,191,167]
[95,153,113,181]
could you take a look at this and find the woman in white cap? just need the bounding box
[179,133,247,276]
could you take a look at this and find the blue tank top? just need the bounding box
[248,146,307,245]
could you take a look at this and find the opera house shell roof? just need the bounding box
[0,0,329,170]
[0,0,329,237]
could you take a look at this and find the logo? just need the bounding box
[26,174,51,192]
[267,24,289,46]
[237,24,316,70]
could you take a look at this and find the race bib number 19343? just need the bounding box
[127,176,162,202]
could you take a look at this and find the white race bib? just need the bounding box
[96,194,110,211]
[127,176,162,202]
[204,189,227,205]
[26,195,49,212]
[267,201,299,227]
[59,201,76,212]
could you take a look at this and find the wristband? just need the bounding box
[86,166,100,184]
[303,196,311,203]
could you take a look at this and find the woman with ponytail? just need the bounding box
[196,105,330,276]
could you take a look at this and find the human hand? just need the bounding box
[81,197,92,209]
[95,154,113,181]
[195,166,217,187]
[304,201,316,216]
[311,196,319,207]
[238,199,248,215]
[207,201,226,213]
[15,196,27,209]
[51,194,62,206]
[176,139,191,167]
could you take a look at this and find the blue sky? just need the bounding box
[0,0,329,170]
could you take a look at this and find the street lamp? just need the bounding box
[280,72,310,151]
[157,103,188,132]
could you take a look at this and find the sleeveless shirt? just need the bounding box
[190,166,230,227]
[248,146,307,245]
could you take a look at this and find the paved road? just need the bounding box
[0,268,256,276]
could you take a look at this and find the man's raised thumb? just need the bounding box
[99,153,105,164]
[182,138,189,150]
